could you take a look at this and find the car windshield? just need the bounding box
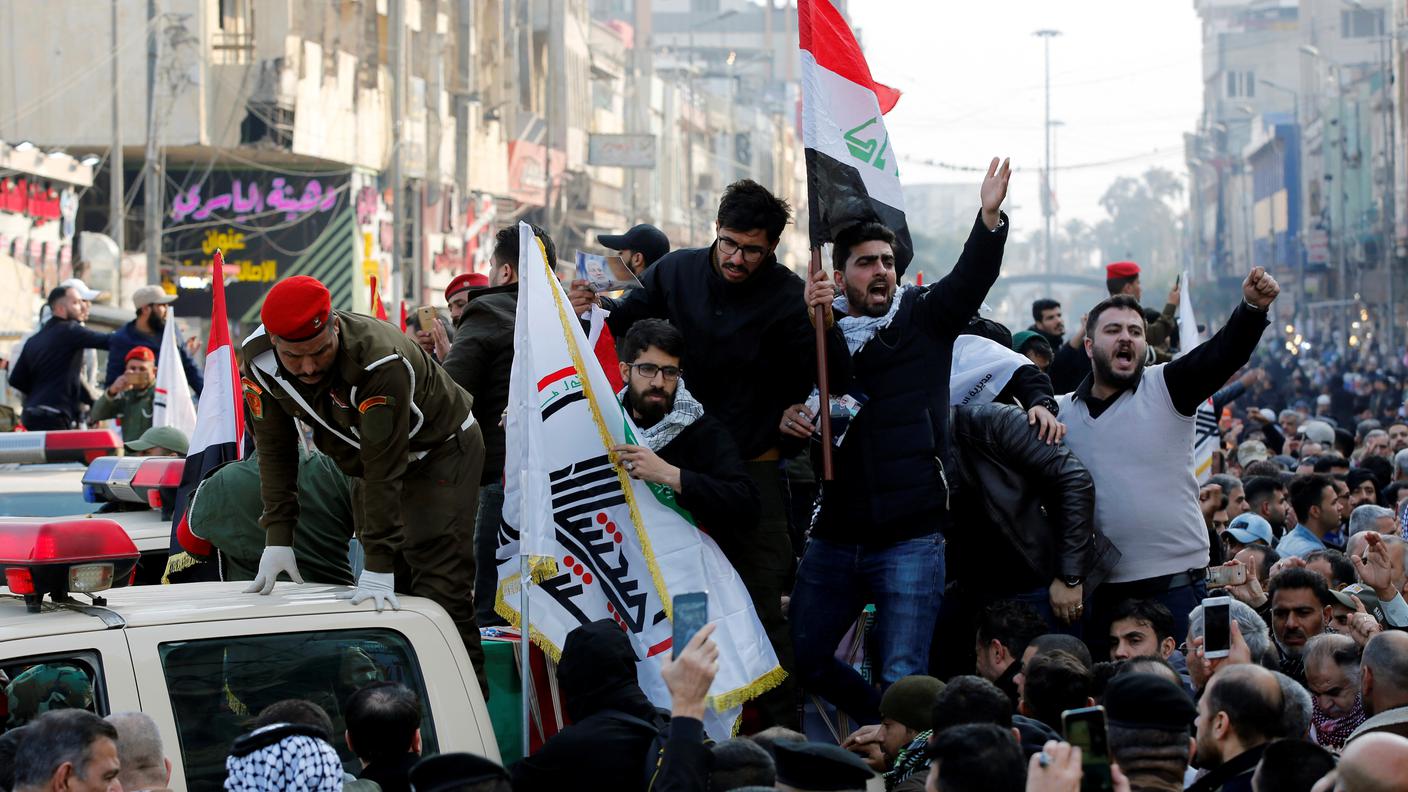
[0,492,95,518]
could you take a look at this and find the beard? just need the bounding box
[149,313,166,337]
[1091,342,1146,389]
[628,384,674,428]
[843,275,895,318]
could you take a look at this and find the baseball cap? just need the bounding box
[1237,439,1270,466]
[59,278,102,300]
[125,426,189,457]
[1011,330,1052,356]
[1329,583,1385,624]
[1299,420,1336,445]
[598,224,671,268]
[1225,514,1274,546]
[131,284,177,309]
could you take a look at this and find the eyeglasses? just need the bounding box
[716,236,769,264]
[629,363,682,381]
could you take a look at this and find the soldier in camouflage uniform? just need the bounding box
[5,663,94,727]
[241,276,487,692]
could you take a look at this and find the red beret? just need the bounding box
[125,346,155,363]
[1106,261,1141,279]
[262,275,332,341]
[445,273,490,300]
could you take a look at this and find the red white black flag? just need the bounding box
[165,249,248,580]
[800,0,913,273]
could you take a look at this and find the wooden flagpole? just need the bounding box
[810,247,834,480]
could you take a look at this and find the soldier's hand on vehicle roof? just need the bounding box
[244,545,304,595]
[340,570,400,612]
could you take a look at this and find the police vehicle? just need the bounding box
[0,429,179,583]
[0,517,499,792]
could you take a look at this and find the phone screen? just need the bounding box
[1205,599,1231,657]
[1063,707,1112,792]
[672,591,709,660]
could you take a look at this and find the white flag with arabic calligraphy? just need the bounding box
[495,223,783,740]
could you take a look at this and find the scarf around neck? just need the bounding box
[833,284,912,355]
[620,379,703,452]
[1313,696,1367,752]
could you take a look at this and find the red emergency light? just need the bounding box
[0,430,122,465]
[0,517,140,612]
[82,456,185,509]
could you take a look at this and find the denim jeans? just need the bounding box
[474,481,506,626]
[790,534,946,724]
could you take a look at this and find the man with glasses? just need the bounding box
[568,179,850,727]
[609,319,759,537]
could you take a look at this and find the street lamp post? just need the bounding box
[1034,29,1061,274]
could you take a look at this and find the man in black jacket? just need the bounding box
[9,285,112,429]
[609,320,760,538]
[946,401,1119,630]
[779,157,1011,724]
[441,224,551,626]
[568,179,848,726]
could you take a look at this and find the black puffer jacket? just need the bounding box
[949,402,1120,592]
[441,283,517,483]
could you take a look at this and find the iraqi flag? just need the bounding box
[164,249,247,581]
[800,0,914,273]
[1175,273,1218,483]
[369,275,389,322]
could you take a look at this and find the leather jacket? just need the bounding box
[950,403,1120,590]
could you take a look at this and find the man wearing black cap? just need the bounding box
[772,740,877,792]
[1103,672,1197,792]
[599,223,671,276]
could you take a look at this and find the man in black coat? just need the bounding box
[779,157,1011,724]
[9,285,112,429]
[609,319,761,553]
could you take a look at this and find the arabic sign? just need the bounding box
[166,170,353,323]
[169,175,342,224]
[587,134,656,168]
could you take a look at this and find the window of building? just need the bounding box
[1225,70,1256,98]
[1342,7,1385,38]
[1,652,105,733]
[160,629,439,792]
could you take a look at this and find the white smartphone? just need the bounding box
[1203,596,1232,660]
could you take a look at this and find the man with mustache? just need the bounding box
[778,158,1011,723]
[1268,566,1334,684]
[608,319,760,541]
[1057,267,1279,645]
[239,275,489,694]
[88,346,158,443]
[567,179,852,727]
[105,284,203,394]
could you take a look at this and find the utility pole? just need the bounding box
[544,0,557,247]
[390,0,406,310]
[1034,29,1060,275]
[110,0,125,262]
[144,0,163,284]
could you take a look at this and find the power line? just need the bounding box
[902,146,1183,174]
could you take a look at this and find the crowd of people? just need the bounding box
[9,154,1408,791]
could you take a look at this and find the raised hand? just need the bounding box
[980,157,1012,230]
[1352,532,1398,601]
[1243,267,1280,310]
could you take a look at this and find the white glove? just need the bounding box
[243,546,304,595]
[337,570,400,612]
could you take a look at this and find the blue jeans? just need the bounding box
[474,481,506,626]
[790,534,946,724]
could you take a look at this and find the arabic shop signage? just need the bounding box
[165,170,352,321]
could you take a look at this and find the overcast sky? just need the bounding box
[847,0,1205,231]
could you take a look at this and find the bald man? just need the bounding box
[1188,665,1284,792]
[105,711,173,792]
[1351,631,1408,742]
[1316,732,1408,792]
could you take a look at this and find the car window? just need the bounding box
[160,629,439,792]
[0,492,94,517]
[1,652,105,732]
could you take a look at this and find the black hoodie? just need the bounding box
[510,621,668,792]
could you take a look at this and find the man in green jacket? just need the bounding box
[188,447,357,585]
[89,346,156,442]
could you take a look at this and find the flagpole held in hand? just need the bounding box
[810,248,834,480]
[519,553,532,759]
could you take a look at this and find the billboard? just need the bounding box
[587,134,656,168]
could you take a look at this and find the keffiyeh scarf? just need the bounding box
[620,380,704,452]
[1312,696,1367,753]
[834,285,913,355]
[225,728,343,792]
[885,729,932,790]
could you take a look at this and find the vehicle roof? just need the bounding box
[0,582,443,639]
[0,462,171,552]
